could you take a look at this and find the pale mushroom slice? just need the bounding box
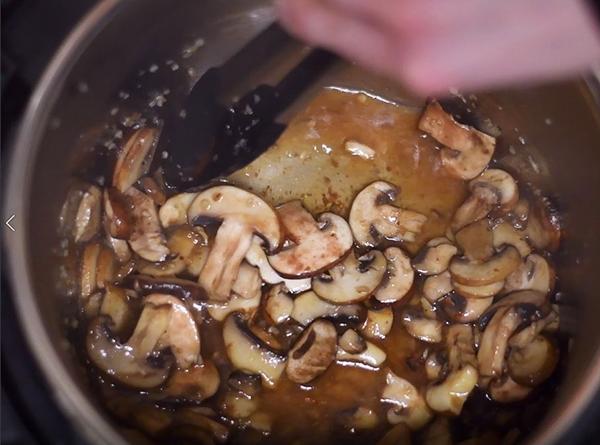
[80,242,102,301]
[361,307,394,340]
[470,169,519,212]
[188,185,281,301]
[449,246,521,286]
[312,250,386,304]
[452,280,504,299]
[222,313,287,388]
[455,219,494,262]
[450,185,499,232]
[163,361,220,402]
[103,187,132,239]
[73,184,102,242]
[412,238,458,276]
[425,364,478,415]
[418,101,496,180]
[509,309,559,349]
[525,198,561,252]
[99,284,134,334]
[507,335,559,387]
[291,291,367,327]
[207,286,261,322]
[504,254,555,295]
[349,181,427,247]
[264,285,294,324]
[446,324,477,370]
[492,222,531,258]
[286,319,337,384]
[338,329,367,354]
[96,246,117,289]
[246,236,311,294]
[440,294,493,323]
[159,192,198,229]
[336,340,387,368]
[381,370,432,430]
[106,232,132,263]
[267,201,352,277]
[125,187,170,262]
[401,308,443,343]
[230,262,262,300]
[374,247,414,304]
[422,271,453,303]
[113,127,160,193]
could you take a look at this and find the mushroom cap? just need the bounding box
[188,185,281,251]
[312,250,386,304]
[374,247,414,304]
[349,181,427,247]
[268,201,353,277]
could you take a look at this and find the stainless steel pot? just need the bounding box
[4,1,600,444]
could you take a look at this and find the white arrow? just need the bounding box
[5,214,15,232]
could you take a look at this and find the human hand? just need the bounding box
[277,0,600,95]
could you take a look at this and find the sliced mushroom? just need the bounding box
[449,246,521,286]
[96,246,117,289]
[107,232,132,262]
[286,319,337,384]
[525,198,561,252]
[227,372,262,398]
[453,280,504,299]
[349,181,427,247]
[104,187,132,239]
[381,370,432,430]
[163,361,220,401]
[220,390,259,419]
[401,308,443,343]
[128,275,207,302]
[425,364,478,415]
[222,313,287,387]
[412,239,458,276]
[189,186,281,301]
[176,407,229,443]
[425,350,447,381]
[336,340,386,367]
[264,285,294,324]
[450,185,499,232]
[80,242,102,300]
[125,187,170,262]
[374,247,414,304]
[423,271,453,303]
[291,290,366,327]
[509,309,559,349]
[455,220,494,262]
[230,262,262,300]
[504,254,555,295]
[470,169,518,211]
[446,324,477,369]
[339,329,367,354]
[440,293,493,323]
[312,250,386,304]
[159,192,198,228]
[492,222,531,258]
[166,225,209,277]
[99,284,134,334]
[421,297,438,320]
[140,177,166,206]
[477,307,523,378]
[268,201,352,277]
[246,236,311,294]
[418,101,496,180]
[73,184,102,242]
[488,376,532,403]
[243,412,272,434]
[338,406,379,431]
[507,335,558,387]
[113,127,160,193]
[361,307,394,340]
[207,289,261,322]
[376,424,411,445]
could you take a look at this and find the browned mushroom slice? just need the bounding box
[137,256,187,277]
[374,247,414,304]
[477,307,523,378]
[72,184,102,243]
[492,222,531,258]
[113,127,160,193]
[166,225,209,277]
[104,187,132,239]
[526,198,561,252]
[509,309,559,349]
[451,185,499,232]
[453,280,504,299]
[446,324,477,369]
[338,406,379,431]
[401,308,443,343]
[268,201,352,278]
[207,288,261,322]
[440,293,493,323]
[313,250,386,304]
[264,285,294,324]
[423,271,453,303]
[339,329,367,354]
[175,407,229,442]
[223,313,286,388]
[449,246,521,286]
[163,361,220,401]
[412,239,458,276]
[504,254,555,295]
[140,177,166,206]
[286,319,337,384]
[425,351,447,381]
[100,284,134,334]
[125,187,170,262]
[425,364,478,415]
[96,246,117,289]
[128,275,206,302]
[455,219,494,262]
[106,232,132,263]
[361,307,394,340]
[189,186,281,301]
[349,181,427,247]
[246,237,311,294]
[159,192,198,228]
[488,376,532,403]
[419,101,496,180]
[470,169,518,211]
[336,340,387,367]
[291,290,367,327]
[80,242,102,300]
[507,335,559,387]
[381,370,432,429]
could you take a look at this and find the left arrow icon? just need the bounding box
[5,215,16,232]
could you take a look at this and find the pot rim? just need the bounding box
[3,1,600,444]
